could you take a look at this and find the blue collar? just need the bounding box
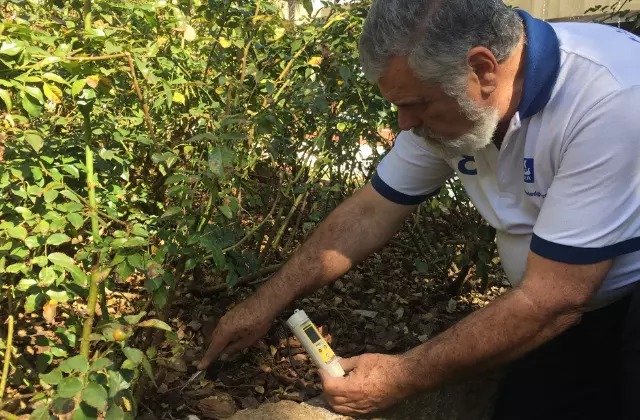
[515,9,561,119]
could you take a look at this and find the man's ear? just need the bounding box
[467,47,499,98]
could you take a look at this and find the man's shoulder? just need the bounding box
[551,21,640,88]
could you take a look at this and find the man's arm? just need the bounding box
[256,183,417,315]
[400,252,611,390]
[320,251,611,415]
[198,183,417,369]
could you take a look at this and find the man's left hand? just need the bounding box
[318,353,414,416]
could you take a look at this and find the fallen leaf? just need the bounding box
[353,309,378,319]
[446,298,457,313]
[198,393,236,419]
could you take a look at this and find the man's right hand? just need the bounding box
[197,294,277,370]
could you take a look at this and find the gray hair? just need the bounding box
[358,0,524,96]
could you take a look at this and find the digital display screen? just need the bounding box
[303,326,321,344]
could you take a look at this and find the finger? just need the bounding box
[330,404,372,417]
[197,327,228,370]
[338,355,361,373]
[318,368,349,396]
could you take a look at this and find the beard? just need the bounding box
[412,95,500,160]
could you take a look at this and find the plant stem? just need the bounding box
[84,115,100,243]
[83,0,92,31]
[80,263,101,358]
[0,316,13,400]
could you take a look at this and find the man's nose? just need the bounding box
[397,109,421,131]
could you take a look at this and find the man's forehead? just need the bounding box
[378,57,425,103]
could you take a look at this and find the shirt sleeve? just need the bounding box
[531,87,640,264]
[371,130,455,205]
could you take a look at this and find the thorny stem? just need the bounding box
[0,316,14,400]
[80,259,103,358]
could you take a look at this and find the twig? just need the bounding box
[191,263,284,295]
[220,192,281,254]
[0,315,14,400]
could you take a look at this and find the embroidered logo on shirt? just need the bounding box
[524,158,534,183]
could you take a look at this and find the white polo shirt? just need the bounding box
[372,10,640,308]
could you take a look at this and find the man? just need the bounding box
[198,1,640,418]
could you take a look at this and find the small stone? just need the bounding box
[333,280,344,290]
[418,335,429,343]
[187,320,202,331]
[157,383,168,394]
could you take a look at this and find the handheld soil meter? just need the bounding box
[286,309,345,377]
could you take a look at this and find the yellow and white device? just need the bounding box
[286,309,345,377]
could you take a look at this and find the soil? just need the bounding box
[138,231,509,419]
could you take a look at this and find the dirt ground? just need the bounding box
[137,235,509,419]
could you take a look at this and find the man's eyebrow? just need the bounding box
[393,98,425,106]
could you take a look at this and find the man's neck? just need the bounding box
[493,34,527,150]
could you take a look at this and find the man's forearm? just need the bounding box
[399,287,582,392]
[257,186,413,314]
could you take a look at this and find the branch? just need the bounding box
[0,315,14,400]
[191,263,284,295]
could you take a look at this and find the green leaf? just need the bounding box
[17,278,38,292]
[57,377,84,398]
[22,93,42,117]
[0,40,24,55]
[48,252,75,269]
[59,355,89,373]
[160,207,182,219]
[24,85,45,103]
[44,189,60,203]
[303,0,313,16]
[336,122,346,132]
[0,88,12,111]
[89,358,112,371]
[47,289,70,302]
[122,347,144,366]
[32,255,49,267]
[62,164,80,179]
[43,72,68,85]
[67,265,88,285]
[39,267,57,286]
[108,370,130,398]
[144,276,162,293]
[127,254,144,270]
[60,190,81,203]
[81,383,107,410]
[72,402,98,420]
[123,311,147,324]
[67,213,84,229]
[123,237,146,248]
[138,319,171,332]
[8,225,27,240]
[7,262,27,273]
[24,132,44,153]
[51,397,75,416]
[153,286,167,308]
[30,406,50,420]
[40,367,63,385]
[25,236,42,249]
[105,405,124,420]
[72,79,86,96]
[132,224,147,237]
[218,205,232,219]
[47,233,71,246]
[25,293,46,313]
